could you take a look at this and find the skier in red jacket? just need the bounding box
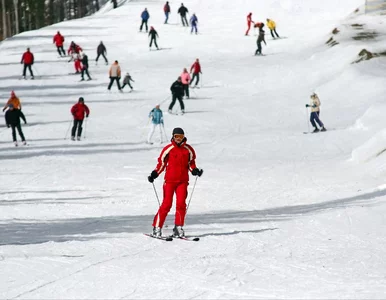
[148,127,203,238]
[53,31,66,56]
[70,97,89,141]
[189,58,202,87]
[245,12,254,36]
[20,48,34,79]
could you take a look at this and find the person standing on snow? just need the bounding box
[189,58,202,87]
[147,127,203,238]
[2,91,22,112]
[266,18,280,39]
[190,13,198,34]
[20,48,34,79]
[147,104,164,144]
[178,3,189,26]
[148,26,159,50]
[5,104,27,146]
[108,60,122,91]
[245,12,254,36]
[306,93,327,133]
[168,76,185,114]
[80,53,92,81]
[140,8,150,32]
[122,72,135,90]
[70,97,90,141]
[255,27,266,56]
[53,31,66,57]
[96,41,108,65]
[180,68,191,98]
[67,41,82,57]
[164,1,171,24]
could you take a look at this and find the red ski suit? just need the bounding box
[71,102,90,120]
[152,138,197,228]
[190,61,201,74]
[53,33,64,46]
[245,13,254,35]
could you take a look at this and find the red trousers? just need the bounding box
[74,60,82,72]
[152,181,188,228]
[245,22,252,35]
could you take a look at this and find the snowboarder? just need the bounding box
[164,1,171,24]
[20,48,34,79]
[80,53,92,81]
[267,18,280,39]
[245,12,254,36]
[96,41,108,65]
[53,31,66,56]
[70,97,90,141]
[180,68,191,98]
[306,93,327,133]
[147,127,203,238]
[74,54,82,74]
[2,91,22,112]
[255,27,266,56]
[168,76,185,114]
[140,8,150,32]
[190,13,198,34]
[122,72,134,90]
[189,58,202,87]
[148,26,159,50]
[111,0,117,9]
[108,60,122,91]
[5,104,27,146]
[178,3,189,26]
[147,104,164,144]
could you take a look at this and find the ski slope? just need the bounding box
[1,0,386,298]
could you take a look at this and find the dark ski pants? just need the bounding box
[164,12,169,23]
[112,0,117,8]
[122,82,133,89]
[108,77,121,90]
[57,46,65,56]
[270,28,280,38]
[183,84,190,98]
[310,111,324,128]
[11,124,25,142]
[96,52,108,63]
[191,25,198,34]
[181,15,188,26]
[190,73,200,86]
[23,64,34,77]
[81,67,91,80]
[71,119,83,137]
[140,20,148,32]
[149,38,158,49]
[255,41,262,55]
[169,95,184,111]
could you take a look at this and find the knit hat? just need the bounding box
[79,97,84,102]
[172,127,184,135]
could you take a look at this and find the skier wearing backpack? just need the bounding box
[147,104,164,144]
[306,93,327,133]
[70,97,90,141]
[5,104,27,146]
[147,127,203,238]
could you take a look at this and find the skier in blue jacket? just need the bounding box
[140,8,150,32]
[190,13,198,34]
[147,104,164,144]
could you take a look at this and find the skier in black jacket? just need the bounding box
[96,41,108,65]
[5,104,27,146]
[168,76,185,114]
[80,53,92,80]
[255,28,267,56]
[177,3,189,26]
[148,26,159,50]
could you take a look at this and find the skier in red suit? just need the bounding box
[245,12,254,35]
[53,31,66,56]
[148,127,203,238]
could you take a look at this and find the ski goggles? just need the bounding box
[173,134,184,139]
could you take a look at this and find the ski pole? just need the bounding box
[160,95,171,105]
[151,182,161,207]
[32,65,39,78]
[186,176,198,213]
[84,118,88,139]
[306,106,310,133]
[64,119,73,139]
[200,73,203,88]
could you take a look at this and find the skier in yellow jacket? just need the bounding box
[306,93,327,133]
[266,18,280,39]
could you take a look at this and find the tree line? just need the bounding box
[0,0,109,40]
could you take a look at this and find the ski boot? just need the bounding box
[152,227,162,238]
[172,226,185,238]
[312,127,320,133]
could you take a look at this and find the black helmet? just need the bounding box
[79,97,84,102]
[172,127,184,135]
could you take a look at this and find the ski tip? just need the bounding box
[192,237,200,241]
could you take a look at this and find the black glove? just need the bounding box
[24,122,27,125]
[148,170,158,183]
[305,104,310,107]
[192,168,203,177]
[86,114,89,118]
[7,125,10,128]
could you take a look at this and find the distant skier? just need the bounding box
[20,48,34,79]
[2,91,22,112]
[96,41,108,65]
[147,127,203,238]
[147,104,164,144]
[140,8,150,32]
[168,76,185,114]
[245,12,254,36]
[178,3,189,26]
[180,68,191,98]
[189,58,202,87]
[122,72,134,91]
[255,27,266,56]
[306,93,327,133]
[53,31,66,56]
[80,53,92,81]
[164,1,171,24]
[148,26,159,50]
[190,13,198,34]
[267,18,280,39]
[70,97,90,141]
[108,60,122,91]
[111,0,117,9]
[5,104,27,146]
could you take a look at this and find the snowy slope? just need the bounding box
[1,0,386,298]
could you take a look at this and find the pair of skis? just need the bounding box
[144,233,199,242]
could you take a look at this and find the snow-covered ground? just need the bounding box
[1,0,386,298]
